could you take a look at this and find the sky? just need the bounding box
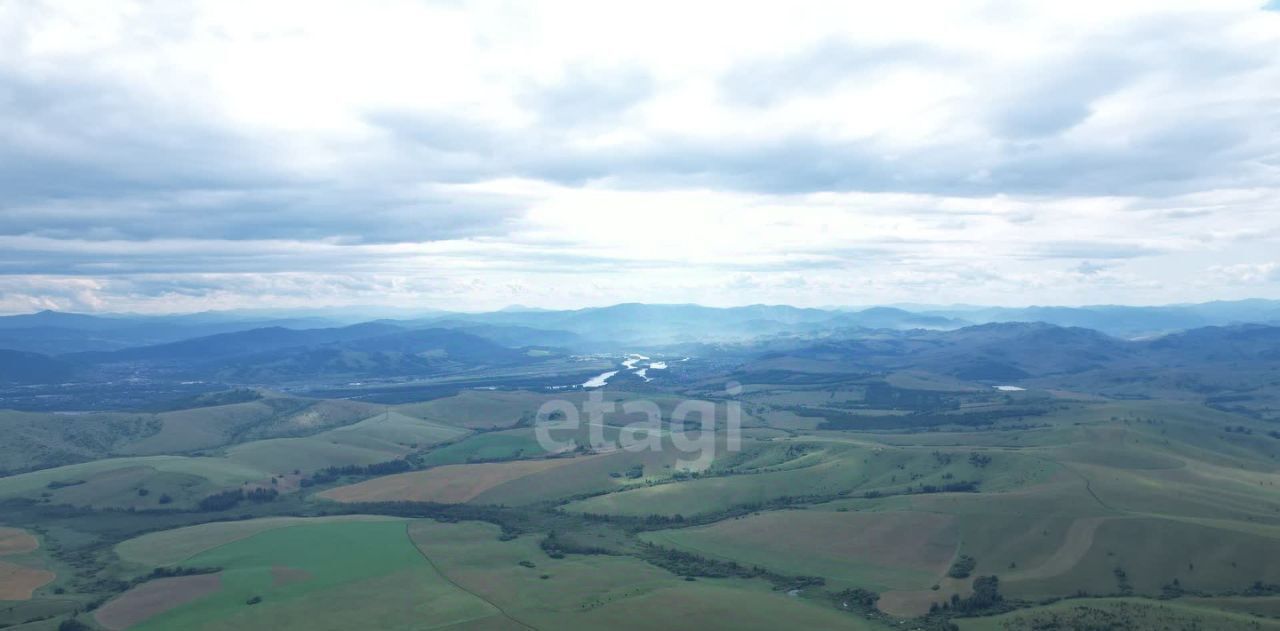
[1,0,1279,314]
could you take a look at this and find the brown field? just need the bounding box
[687,510,958,573]
[0,527,51,601]
[1006,516,1111,583]
[824,510,957,571]
[0,527,39,556]
[318,457,590,504]
[878,576,973,618]
[271,565,313,587]
[0,560,55,600]
[94,573,222,630]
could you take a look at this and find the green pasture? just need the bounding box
[128,520,495,631]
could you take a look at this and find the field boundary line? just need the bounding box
[1034,456,1120,514]
[405,522,540,631]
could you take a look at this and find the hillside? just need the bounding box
[212,328,537,382]
[0,349,74,385]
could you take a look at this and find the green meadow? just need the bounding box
[126,520,497,631]
[9,382,1280,630]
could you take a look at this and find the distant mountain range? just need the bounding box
[51,324,542,384]
[68,322,406,364]
[0,310,344,355]
[914,300,1280,337]
[8,299,1279,354]
[2,300,1279,388]
[735,321,1280,409]
[410,303,968,345]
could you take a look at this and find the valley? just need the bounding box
[2,304,1280,630]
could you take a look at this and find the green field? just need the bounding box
[0,456,269,509]
[396,390,557,430]
[0,408,472,510]
[407,520,881,630]
[121,520,497,631]
[417,428,551,466]
[113,397,384,457]
[563,441,1054,517]
[115,516,407,567]
[225,411,468,473]
[9,379,1280,630]
[103,517,885,631]
[641,508,957,592]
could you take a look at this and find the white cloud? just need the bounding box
[0,0,1278,312]
[1207,262,1280,285]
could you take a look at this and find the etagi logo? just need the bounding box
[534,383,744,471]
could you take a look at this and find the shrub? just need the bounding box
[947,555,977,579]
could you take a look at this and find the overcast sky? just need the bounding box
[2,1,1279,314]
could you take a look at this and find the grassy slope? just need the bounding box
[0,410,156,474]
[549,399,1280,616]
[396,390,554,430]
[224,411,467,473]
[0,396,385,477]
[563,443,1052,517]
[408,520,883,630]
[640,508,957,592]
[128,520,497,631]
[0,409,469,509]
[113,518,884,631]
[120,398,387,456]
[10,388,1280,629]
[0,456,268,509]
[955,597,1280,630]
[115,516,406,567]
[417,429,550,466]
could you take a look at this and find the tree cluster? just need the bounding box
[197,487,278,512]
[299,459,413,487]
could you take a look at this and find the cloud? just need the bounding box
[1073,261,1113,276]
[719,39,948,107]
[987,55,1135,139]
[524,65,655,127]
[0,1,1278,312]
[1207,262,1280,284]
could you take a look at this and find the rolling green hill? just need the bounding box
[5,312,1280,630]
